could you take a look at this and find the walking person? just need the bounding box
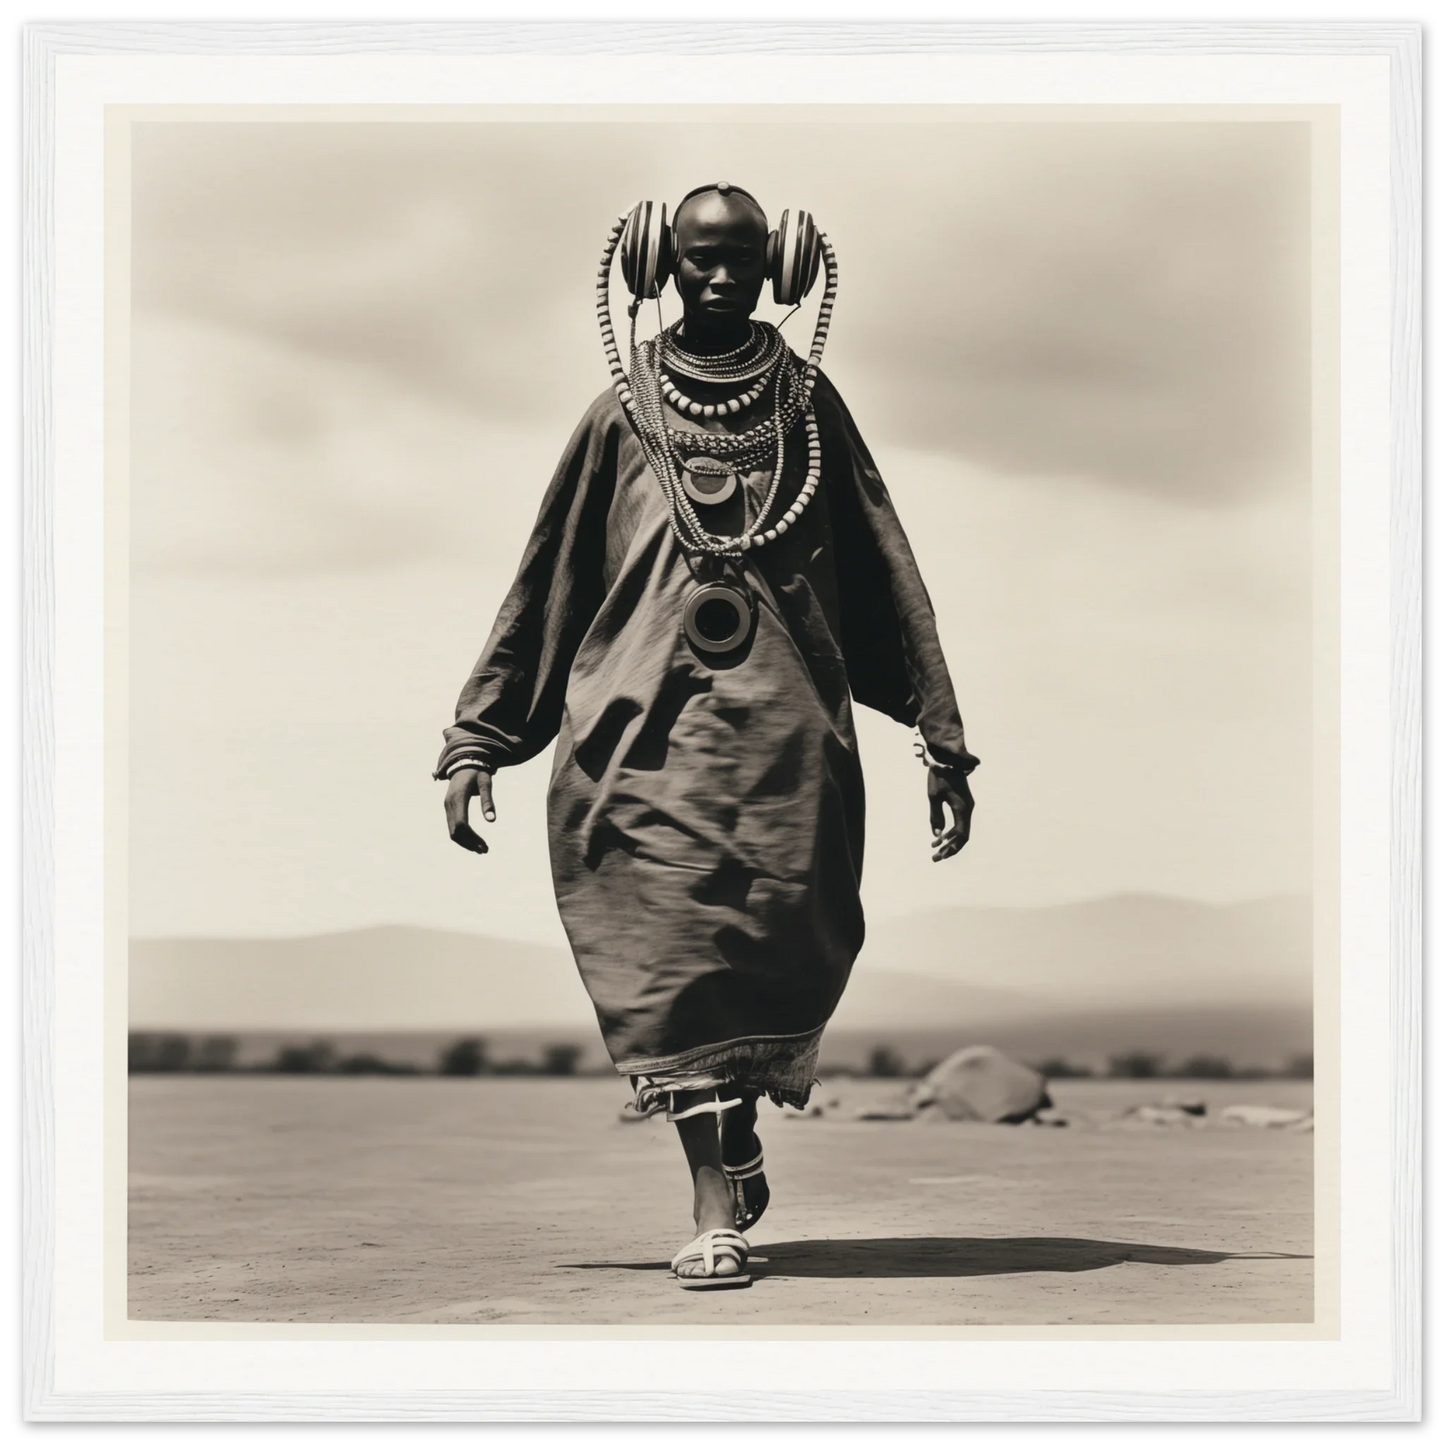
[437,183,978,1289]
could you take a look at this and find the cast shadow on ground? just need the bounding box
[559,1236,1313,1279]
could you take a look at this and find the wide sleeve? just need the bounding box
[432,393,621,780]
[813,370,980,779]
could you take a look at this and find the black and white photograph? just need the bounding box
[122,107,1329,1328]
[21,18,1426,1422]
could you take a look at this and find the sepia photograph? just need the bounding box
[120,106,1330,1330]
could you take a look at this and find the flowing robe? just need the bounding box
[435,370,977,1108]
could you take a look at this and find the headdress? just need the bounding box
[594,189,839,562]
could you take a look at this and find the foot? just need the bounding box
[671,1225,750,1288]
[668,1091,746,1281]
[677,1170,743,1280]
[720,1093,770,1230]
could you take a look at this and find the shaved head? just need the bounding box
[672,186,768,250]
[669,184,770,348]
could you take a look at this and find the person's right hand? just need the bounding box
[444,767,495,855]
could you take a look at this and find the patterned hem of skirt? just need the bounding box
[624,1028,825,1116]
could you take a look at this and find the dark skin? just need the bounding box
[669,189,769,352]
[445,191,974,861]
[444,188,972,1272]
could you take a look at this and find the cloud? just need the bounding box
[125,118,1316,936]
[819,123,1313,502]
[884,445,1312,646]
[132,118,1312,508]
[131,310,572,575]
[127,447,1312,941]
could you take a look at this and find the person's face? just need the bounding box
[671,193,768,331]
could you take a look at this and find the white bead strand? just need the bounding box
[658,372,767,418]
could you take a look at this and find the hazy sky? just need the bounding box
[128,116,1314,946]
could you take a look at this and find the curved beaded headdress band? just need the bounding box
[595,211,839,559]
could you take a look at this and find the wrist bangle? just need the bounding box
[912,727,979,778]
[445,757,493,778]
[911,727,937,770]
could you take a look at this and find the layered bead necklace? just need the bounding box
[657,321,809,471]
[595,214,838,559]
[628,336,807,548]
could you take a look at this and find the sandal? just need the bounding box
[670,1228,752,1290]
[723,1147,769,1231]
[664,1093,742,1123]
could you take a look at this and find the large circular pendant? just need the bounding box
[683,583,753,654]
[679,456,738,506]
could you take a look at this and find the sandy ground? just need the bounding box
[129,1076,1314,1326]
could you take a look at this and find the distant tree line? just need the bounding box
[1091,1051,1314,1081]
[128,1033,593,1077]
[129,1033,1314,1083]
[818,1048,1315,1082]
[437,1038,584,1077]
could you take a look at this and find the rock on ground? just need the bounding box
[1220,1104,1312,1129]
[1113,1104,1206,1129]
[909,1045,1050,1123]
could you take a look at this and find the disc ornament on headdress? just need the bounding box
[595,189,839,563]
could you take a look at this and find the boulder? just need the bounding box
[909,1045,1050,1123]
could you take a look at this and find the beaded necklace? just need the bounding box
[664,371,809,468]
[633,342,792,555]
[660,321,783,384]
[658,371,767,418]
[595,213,838,560]
[662,320,760,368]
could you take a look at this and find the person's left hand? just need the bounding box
[927,768,974,862]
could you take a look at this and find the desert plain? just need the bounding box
[128,1075,1315,1328]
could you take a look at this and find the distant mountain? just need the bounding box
[853,894,1312,1014]
[130,894,1312,1039]
[129,926,596,1032]
[129,926,1039,1033]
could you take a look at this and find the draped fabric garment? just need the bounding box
[435,371,978,1108]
